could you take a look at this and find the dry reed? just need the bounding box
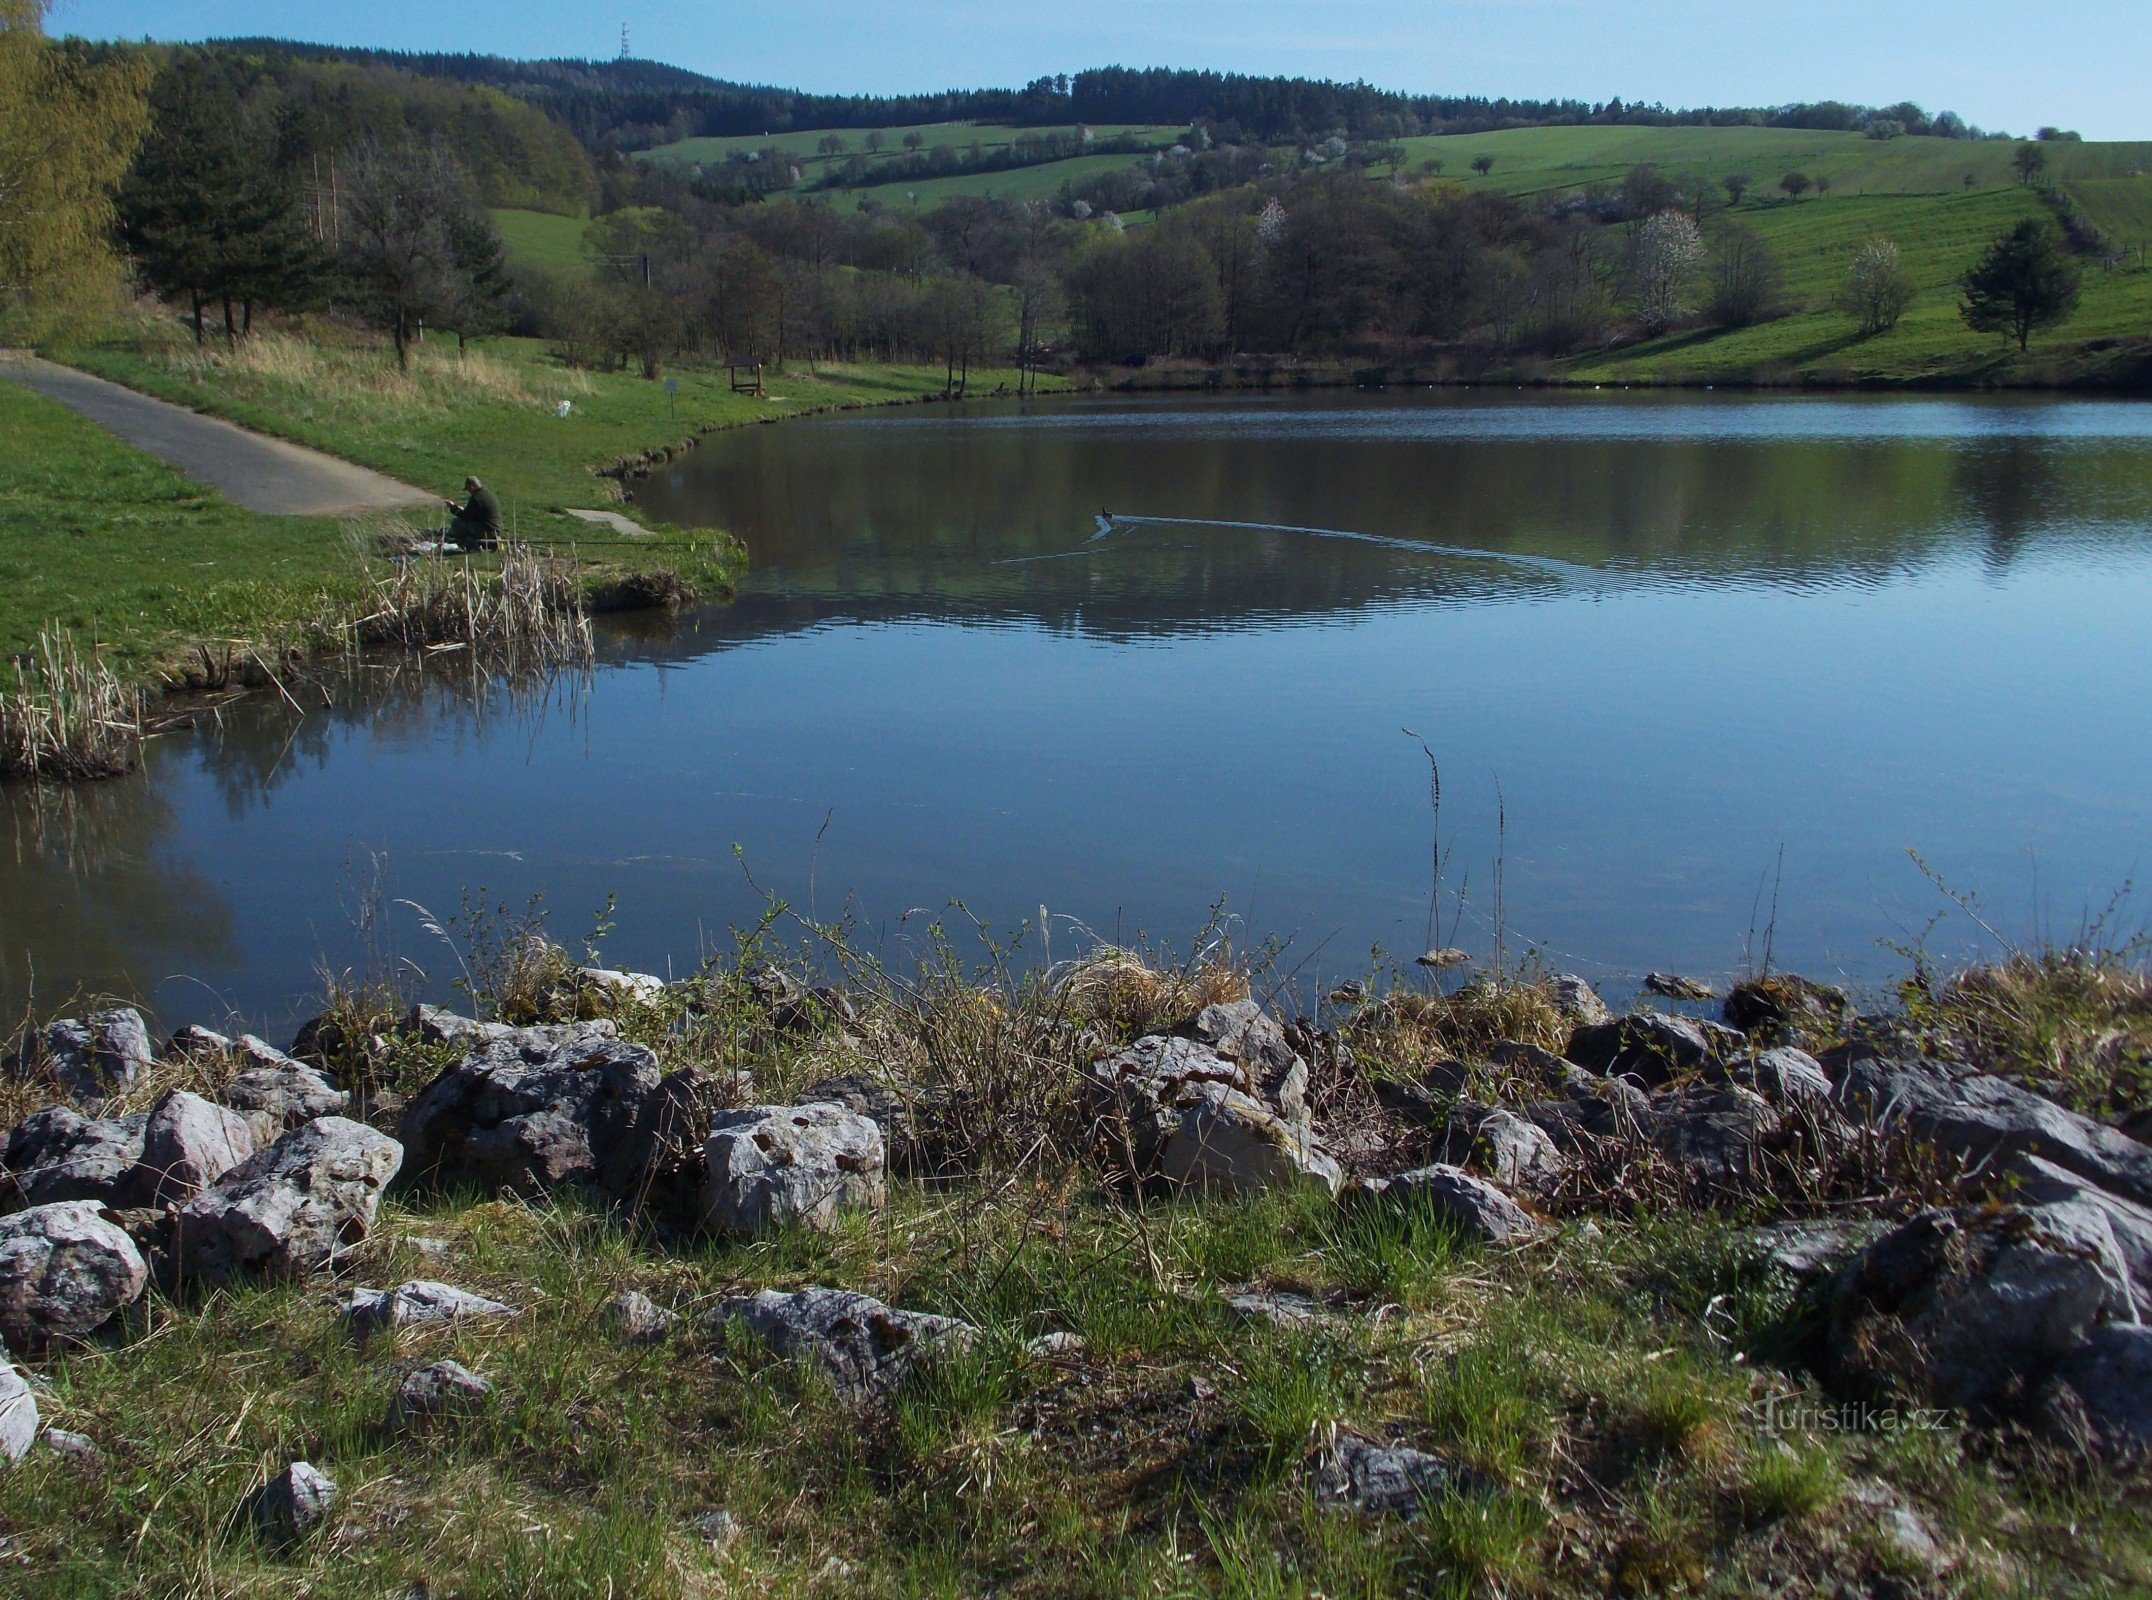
[0,625,143,781]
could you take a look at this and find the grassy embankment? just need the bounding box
[16,325,1050,683]
[1,932,2147,1599]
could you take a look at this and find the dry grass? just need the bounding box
[0,625,143,780]
[1344,973,1573,1078]
[143,327,565,410]
[1924,947,2152,1114]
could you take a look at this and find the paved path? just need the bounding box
[0,354,440,518]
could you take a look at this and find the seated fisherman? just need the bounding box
[444,476,503,550]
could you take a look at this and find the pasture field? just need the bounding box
[489,207,592,277]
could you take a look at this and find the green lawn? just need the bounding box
[0,381,366,671]
[17,329,1056,681]
[639,120,1174,172]
[490,207,593,278]
[1404,124,2152,199]
[1564,188,2152,384]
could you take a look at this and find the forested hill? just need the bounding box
[195,39,2009,152]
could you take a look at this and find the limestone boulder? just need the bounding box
[0,1362,35,1463]
[44,1009,153,1100]
[135,1090,254,1206]
[700,1103,886,1236]
[0,1201,148,1347]
[1157,1084,1342,1197]
[247,1461,338,1544]
[1354,1163,1543,1246]
[400,1030,662,1195]
[389,1359,493,1428]
[341,1280,519,1338]
[173,1117,402,1282]
[711,1287,973,1402]
[3,1108,146,1210]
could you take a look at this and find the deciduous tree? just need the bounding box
[1631,208,1704,334]
[1838,237,1916,334]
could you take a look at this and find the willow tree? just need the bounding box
[0,1,151,339]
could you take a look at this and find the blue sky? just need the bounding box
[49,1,2152,140]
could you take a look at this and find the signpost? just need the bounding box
[664,375,679,422]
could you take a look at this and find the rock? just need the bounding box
[1732,1046,1834,1107]
[403,1004,513,1050]
[1642,972,1718,1002]
[3,1108,146,1209]
[1025,1331,1086,1359]
[1089,1034,1251,1160]
[1371,1060,1471,1126]
[248,1461,338,1543]
[1642,1084,1782,1186]
[342,1280,519,1337]
[2047,1322,2152,1457]
[1354,1164,1543,1246]
[1999,1154,2152,1321]
[600,1067,733,1218]
[578,967,667,1003]
[1438,1102,1564,1192]
[711,1287,973,1401]
[1158,1084,1342,1197]
[1415,948,1471,970]
[700,1103,886,1237]
[173,1117,403,1283]
[135,1090,254,1205]
[1176,999,1309,1125]
[216,1045,348,1145]
[1548,974,1612,1027]
[167,1023,234,1056]
[797,1073,948,1176]
[1877,1505,1946,1572]
[1826,1203,2133,1421]
[1223,1288,1333,1326]
[0,1362,36,1462]
[1567,1012,1740,1087]
[400,1030,663,1195]
[691,1508,743,1551]
[44,1009,153,1099]
[389,1359,493,1427]
[1740,1220,1888,1283]
[1521,1069,1652,1149]
[39,1427,100,1469]
[1723,974,1849,1041]
[1315,1432,1470,1515]
[0,1201,148,1347]
[606,1289,677,1344]
[1836,1057,2152,1207]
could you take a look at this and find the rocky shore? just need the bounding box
[1,944,2146,1593]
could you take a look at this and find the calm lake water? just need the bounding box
[9,390,2152,1030]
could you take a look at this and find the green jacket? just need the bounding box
[451,485,503,545]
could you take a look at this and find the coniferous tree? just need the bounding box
[1959,219,2080,351]
[118,56,324,342]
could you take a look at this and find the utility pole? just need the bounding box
[620,22,631,60]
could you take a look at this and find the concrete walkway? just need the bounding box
[0,354,440,518]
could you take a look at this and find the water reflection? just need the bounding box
[6,392,2150,1029]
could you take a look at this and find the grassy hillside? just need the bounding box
[490,208,592,277]
[1405,125,2152,198]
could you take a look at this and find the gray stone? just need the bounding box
[1439,1102,1564,1192]
[700,1103,886,1236]
[1642,972,1718,1002]
[600,1067,734,1218]
[1157,1084,1342,1197]
[1827,1203,2131,1420]
[389,1359,493,1427]
[1177,999,1309,1125]
[1315,1432,1470,1515]
[691,1508,743,1551]
[1223,1288,1333,1326]
[45,1009,153,1099]
[1522,1070,1651,1149]
[1025,1330,1087,1359]
[1733,1046,1834,1107]
[796,1073,948,1176]
[3,1108,145,1209]
[1547,974,1612,1027]
[341,1280,519,1337]
[606,1289,677,1344]
[1741,1220,1887,1283]
[39,1427,100,1468]
[0,1362,35,1462]
[174,1117,403,1282]
[216,1046,348,1145]
[1723,974,1849,1040]
[1999,1154,2152,1321]
[1836,1058,2152,1207]
[711,1287,973,1401]
[1567,1012,1740,1087]
[400,1030,663,1195]
[248,1460,338,1543]
[1643,1084,1783,1185]
[2049,1322,2152,1458]
[0,1201,148,1347]
[136,1090,254,1205]
[1355,1164,1543,1246]
[578,967,667,1003]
